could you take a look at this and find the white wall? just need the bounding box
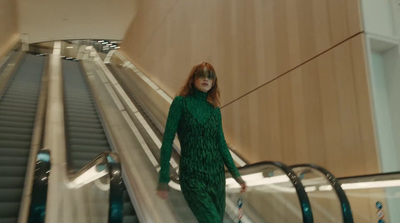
[361,0,398,37]
[370,50,398,172]
[362,0,400,172]
[384,47,400,166]
[363,0,400,216]
[17,0,137,43]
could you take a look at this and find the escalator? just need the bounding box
[61,59,139,223]
[0,53,46,223]
[14,42,398,223]
[104,60,315,222]
[103,53,358,223]
[59,49,400,223]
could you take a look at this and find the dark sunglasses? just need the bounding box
[195,69,216,80]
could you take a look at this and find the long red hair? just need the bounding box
[178,62,220,107]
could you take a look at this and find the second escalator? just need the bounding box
[62,59,138,223]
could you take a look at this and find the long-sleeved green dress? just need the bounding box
[158,89,243,222]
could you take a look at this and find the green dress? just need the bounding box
[158,89,243,222]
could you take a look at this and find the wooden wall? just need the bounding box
[0,0,19,60]
[120,0,380,177]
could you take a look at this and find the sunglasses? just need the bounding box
[195,69,216,80]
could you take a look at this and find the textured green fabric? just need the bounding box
[159,89,241,222]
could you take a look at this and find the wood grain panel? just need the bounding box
[0,0,19,60]
[221,35,379,177]
[120,0,364,105]
[120,1,378,176]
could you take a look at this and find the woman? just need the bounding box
[157,62,246,222]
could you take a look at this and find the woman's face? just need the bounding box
[194,71,214,93]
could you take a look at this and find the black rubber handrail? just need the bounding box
[291,164,353,223]
[69,151,124,223]
[236,161,314,223]
[167,160,314,223]
[28,150,51,223]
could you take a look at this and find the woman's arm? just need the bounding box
[158,96,183,190]
[216,108,245,185]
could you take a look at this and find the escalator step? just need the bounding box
[68,127,104,134]
[0,189,23,202]
[69,132,107,141]
[123,191,130,202]
[0,148,30,157]
[70,145,110,153]
[67,104,96,111]
[65,96,92,102]
[0,140,31,148]
[0,177,25,188]
[67,121,103,129]
[70,160,90,170]
[65,96,93,102]
[67,113,102,120]
[0,133,31,141]
[67,116,100,124]
[0,101,37,110]
[0,120,34,129]
[0,202,20,218]
[123,202,135,215]
[0,111,35,119]
[70,152,103,161]
[66,106,97,114]
[0,166,26,177]
[67,110,98,116]
[1,93,38,102]
[0,104,37,113]
[69,138,109,147]
[65,98,93,104]
[123,216,139,223]
[0,157,28,166]
[0,218,18,223]
[4,91,39,97]
[0,97,37,105]
[0,115,34,124]
[65,91,91,96]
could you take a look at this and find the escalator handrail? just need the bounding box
[28,150,51,223]
[167,160,314,222]
[236,161,314,223]
[68,151,124,223]
[291,163,354,223]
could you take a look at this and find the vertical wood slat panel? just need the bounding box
[120,0,378,176]
[120,0,363,105]
[0,0,19,60]
[222,35,378,177]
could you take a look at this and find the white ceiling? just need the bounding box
[17,0,137,43]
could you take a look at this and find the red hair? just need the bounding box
[178,62,220,107]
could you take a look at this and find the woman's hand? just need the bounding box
[240,182,247,193]
[156,190,169,199]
